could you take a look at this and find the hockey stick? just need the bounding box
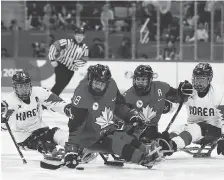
[164,97,185,132]
[99,153,124,167]
[5,122,27,164]
[40,161,65,170]
[40,161,84,170]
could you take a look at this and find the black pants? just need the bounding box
[18,127,59,153]
[51,63,74,96]
[88,131,146,164]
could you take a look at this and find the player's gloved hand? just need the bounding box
[163,100,173,114]
[50,60,58,67]
[178,80,193,100]
[64,142,80,168]
[128,109,144,127]
[64,103,74,119]
[217,137,224,155]
[129,115,144,127]
[1,101,14,123]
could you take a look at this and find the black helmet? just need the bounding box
[87,64,111,96]
[133,65,154,95]
[12,70,32,100]
[192,63,213,92]
[75,27,85,35]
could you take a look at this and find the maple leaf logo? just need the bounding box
[141,105,157,123]
[95,107,114,129]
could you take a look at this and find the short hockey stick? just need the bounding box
[40,161,65,170]
[5,122,27,164]
[40,161,84,170]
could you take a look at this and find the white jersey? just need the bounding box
[2,87,68,143]
[185,84,224,128]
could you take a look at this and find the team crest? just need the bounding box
[136,100,143,108]
[142,105,157,123]
[92,102,99,110]
[95,107,114,129]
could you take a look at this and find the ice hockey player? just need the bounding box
[62,64,164,169]
[1,70,75,160]
[122,64,193,154]
[170,63,224,156]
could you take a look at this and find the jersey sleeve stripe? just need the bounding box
[48,45,57,61]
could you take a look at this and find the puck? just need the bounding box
[76,167,84,170]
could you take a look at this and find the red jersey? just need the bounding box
[68,77,133,148]
[124,81,172,126]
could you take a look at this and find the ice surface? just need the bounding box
[1,93,224,180]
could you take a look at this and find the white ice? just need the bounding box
[1,93,224,180]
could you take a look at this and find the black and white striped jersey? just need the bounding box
[48,39,89,71]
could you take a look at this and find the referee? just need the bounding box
[48,27,89,96]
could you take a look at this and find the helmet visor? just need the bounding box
[192,75,210,92]
[14,82,32,100]
[134,76,150,89]
[91,79,106,93]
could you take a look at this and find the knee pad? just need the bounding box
[184,123,202,143]
[171,124,187,135]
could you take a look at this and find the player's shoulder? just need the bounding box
[210,84,224,98]
[152,81,170,90]
[109,78,118,89]
[123,86,135,97]
[32,86,50,95]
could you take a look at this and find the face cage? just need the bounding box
[89,79,108,96]
[133,76,152,94]
[13,82,32,100]
[192,75,211,92]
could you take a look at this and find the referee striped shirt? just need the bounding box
[48,39,89,71]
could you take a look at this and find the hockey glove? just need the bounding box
[64,152,79,168]
[64,142,80,168]
[1,101,14,123]
[217,138,224,155]
[178,80,193,100]
[163,100,173,114]
[129,109,145,128]
[50,60,58,67]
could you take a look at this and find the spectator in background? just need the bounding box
[89,7,101,30]
[42,3,57,30]
[117,37,132,59]
[58,6,70,29]
[89,38,105,58]
[27,3,42,29]
[1,21,7,31]
[157,37,178,61]
[9,20,21,31]
[1,48,10,58]
[48,34,55,46]
[188,22,209,42]
[100,4,114,31]
[32,41,47,58]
